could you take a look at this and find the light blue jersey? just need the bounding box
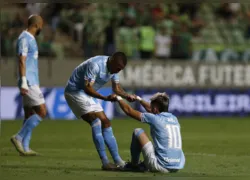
[16,31,39,86]
[65,56,119,92]
[141,112,185,170]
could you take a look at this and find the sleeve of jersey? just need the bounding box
[111,73,119,83]
[17,38,28,56]
[84,63,99,83]
[140,113,156,124]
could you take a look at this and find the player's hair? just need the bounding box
[150,92,170,112]
[112,52,127,66]
[28,15,40,27]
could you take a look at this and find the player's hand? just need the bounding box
[126,94,137,102]
[20,76,29,96]
[106,94,117,102]
[20,88,29,96]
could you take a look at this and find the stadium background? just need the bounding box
[1,3,250,119]
[1,3,250,178]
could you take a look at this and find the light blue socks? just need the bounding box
[91,119,109,165]
[103,127,124,166]
[16,114,41,152]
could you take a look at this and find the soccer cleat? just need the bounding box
[20,149,40,156]
[121,162,134,171]
[102,163,120,171]
[138,161,148,172]
[10,135,25,155]
[122,161,148,172]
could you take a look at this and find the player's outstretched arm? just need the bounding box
[112,82,136,102]
[136,96,152,113]
[115,96,142,121]
[84,80,112,101]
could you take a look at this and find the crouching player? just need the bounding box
[64,52,136,170]
[115,93,185,173]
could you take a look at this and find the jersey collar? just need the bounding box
[24,30,35,39]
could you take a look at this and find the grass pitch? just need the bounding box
[1,117,250,179]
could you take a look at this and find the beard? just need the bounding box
[36,28,41,36]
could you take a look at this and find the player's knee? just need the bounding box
[37,107,47,119]
[81,112,97,125]
[101,120,111,129]
[98,116,111,128]
[38,110,46,119]
[33,104,47,119]
[133,128,144,138]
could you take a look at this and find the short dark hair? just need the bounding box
[27,15,41,27]
[28,16,36,27]
[112,52,127,66]
[150,93,170,112]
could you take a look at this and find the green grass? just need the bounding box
[1,117,250,179]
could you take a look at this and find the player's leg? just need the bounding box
[64,92,117,170]
[21,107,35,153]
[95,111,125,167]
[122,128,148,172]
[130,128,146,165]
[136,129,169,173]
[10,106,34,154]
[23,106,35,124]
[21,103,46,155]
[81,112,110,167]
[11,86,46,156]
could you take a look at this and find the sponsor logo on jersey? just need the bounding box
[164,157,181,163]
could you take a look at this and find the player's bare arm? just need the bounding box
[18,55,29,95]
[84,80,116,101]
[136,96,152,113]
[115,96,142,121]
[112,82,136,102]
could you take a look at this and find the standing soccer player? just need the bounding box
[64,52,136,170]
[115,93,185,173]
[11,15,46,156]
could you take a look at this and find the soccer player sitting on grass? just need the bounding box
[64,52,136,171]
[115,93,185,173]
